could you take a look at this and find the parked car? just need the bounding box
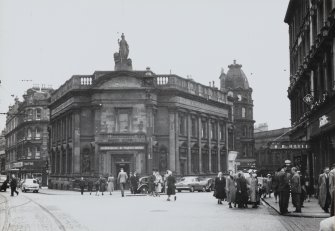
[135,176,164,194]
[200,177,215,192]
[175,176,209,192]
[21,179,39,193]
[0,175,9,191]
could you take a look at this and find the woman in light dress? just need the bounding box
[155,171,163,196]
[107,175,115,195]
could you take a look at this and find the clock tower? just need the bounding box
[219,60,255,170]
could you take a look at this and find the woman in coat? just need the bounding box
[248,172,259,208]
[272,168,281,203]
[214,172,226,204]
[107,175,115,195]
[226,170,236,208]
[236,172,248,208]
[166,170,176,201]
[319,168,331,213]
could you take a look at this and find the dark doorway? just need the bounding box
[115,163,130,190]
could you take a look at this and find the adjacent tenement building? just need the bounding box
[220,61,255,170]
[48,35,233,189]
[0,130,6,174]
[5,87,53,185]
[285,0,335,184]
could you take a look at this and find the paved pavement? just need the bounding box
[262,193,329,218]
[0,189,325,231]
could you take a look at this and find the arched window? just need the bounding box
[242,107,246,118]
[35,127,41,139]
[27,128,32,140]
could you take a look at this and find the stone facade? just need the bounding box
[220,61,255,170]
[0,130,5,174]
[4,87,53,185]
[48,69,232,189]
[285,0,335,185]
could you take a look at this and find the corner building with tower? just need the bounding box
[48,35,233,189]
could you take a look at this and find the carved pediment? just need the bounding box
[96,76,142,89]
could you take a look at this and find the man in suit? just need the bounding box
[291,167,301,213]
[277,165,290,215]
[319,167,331,213]
[117,168,128,197]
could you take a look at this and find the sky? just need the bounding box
[0,0,291,131]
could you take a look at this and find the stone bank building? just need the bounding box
[49,35,232,188]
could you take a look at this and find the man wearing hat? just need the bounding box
[277,165,290,214]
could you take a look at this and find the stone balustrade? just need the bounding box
[156,75,226,103]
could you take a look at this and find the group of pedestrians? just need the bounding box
[148,169,164,196]
[318,165,335,216]
[213,170,260,209]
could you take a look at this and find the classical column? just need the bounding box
[175,111,180,174]
[168,109,176,172]
[217,120,221,172]
[332,38,335,89]
[323,57,328,92]
[187,113,192,175]
[198,116,202,173]
[323,0,328,24]
[225,122,229,171]
[73,111,81,174]
[208,119,212,173]
[317,63,322,99]
[93,106,101,175]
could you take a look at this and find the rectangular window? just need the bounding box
[117,108,131,132]
[179,115,186,136]
[191,118,197,137]
[27,129,32,140]
[201,120,207,138]
[242,107,246,118]
[35,146,40,159]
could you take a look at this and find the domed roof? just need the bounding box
[220,60,250,90]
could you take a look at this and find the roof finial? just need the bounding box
[233,60,236,65]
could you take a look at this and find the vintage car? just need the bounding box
[21,179,40,193]
[0,175,9,191]
[136,176,165,194]
[175,176,211,192]
[200,177,215,192]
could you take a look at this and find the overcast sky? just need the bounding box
[0,0,290,131]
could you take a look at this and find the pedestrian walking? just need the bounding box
[129,172,139,194]
[291,167,302,213]
[154,171,162,196]
[214,172,226,204]
[107,175,115,195]
[226,170,236,208]
[88,178,93,195]
[99,176,106,196]
[117,168,128,197]
[277,165,290,215]
[148,170,156,196]
[79,177,85,195]
[299,171,306,208]
[236,172,248,208]
[329,164,335,216]
[272,168,281,203]
[263,174,272,198]
[248,171,258,208]
[319,167,331,213]
[10,174,19,197]
[95,178,100,196]
[166,170,176,201]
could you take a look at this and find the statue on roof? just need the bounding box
[114,33,133,71]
